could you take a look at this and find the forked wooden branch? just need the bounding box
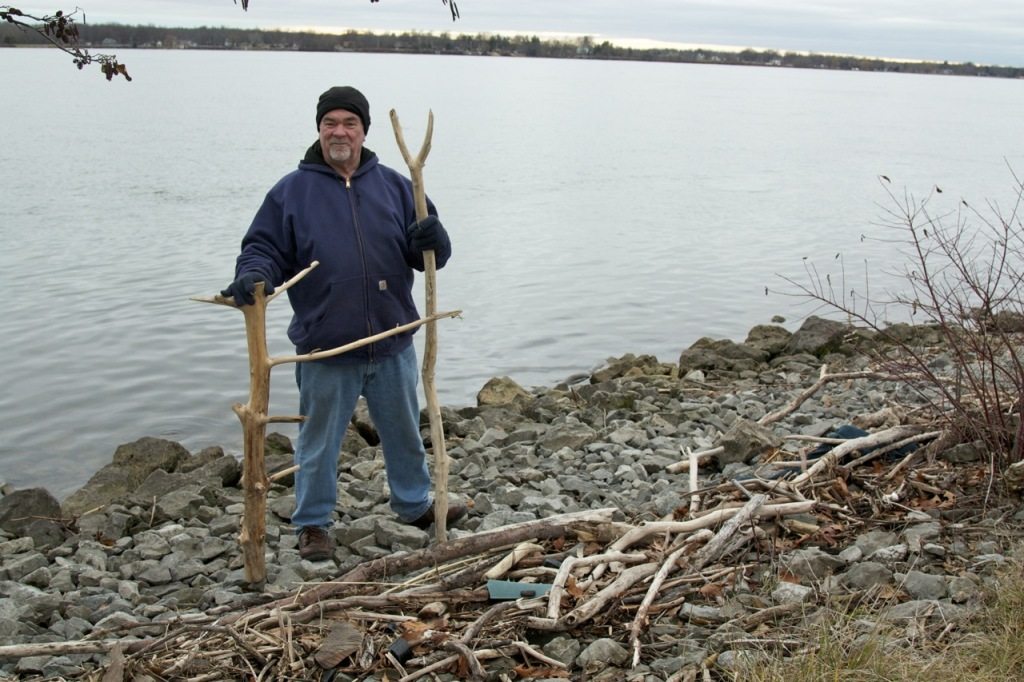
[390,107,452,543]
[758,366,903,426]
[628,529,713,667]
[193,258,459,584]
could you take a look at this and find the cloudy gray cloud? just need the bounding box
[72,0,1024,65]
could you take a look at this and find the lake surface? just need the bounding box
[2,48,1022,498]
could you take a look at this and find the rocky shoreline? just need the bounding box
[1,318,1022,681]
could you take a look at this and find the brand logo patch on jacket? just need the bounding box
[378,279,388,291]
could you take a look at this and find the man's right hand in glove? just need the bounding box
[221,273,274,306]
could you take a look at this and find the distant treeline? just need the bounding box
[3,22,1022,78]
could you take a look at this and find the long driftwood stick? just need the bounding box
[223,508,617,623]
[390,108,451,542]
[270,309,461,366]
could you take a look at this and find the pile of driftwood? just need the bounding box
[12,365,1019,680]
[57,493,824,681]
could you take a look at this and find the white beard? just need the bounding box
[327,144,352,163]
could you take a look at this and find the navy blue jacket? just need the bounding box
[234,143,451,361]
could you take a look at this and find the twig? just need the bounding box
[561,562,660,627]
[688,447,701,517]
[881,431,944,480]
[441,639,485,680]
[667,446,721,474]
[628,530,713,667]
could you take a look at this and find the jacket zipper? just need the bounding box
[345,176,375,362]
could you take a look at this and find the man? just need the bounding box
[222,86,467,561]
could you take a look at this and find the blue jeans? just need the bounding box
[291,344,432,529]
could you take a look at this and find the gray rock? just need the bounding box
[785,316,853,356]
[772,581,814,604]
[537,420,597,452]
[1,552,48,582]
[153,487,209,522]
[881,599,972,623]
[0,488,62,536]
[542,635,582,665]
[778,547,845,582]
[900,570,947,600]
[869,544,909,564]
[373,518,429,550]
[744,324,793,356]
[903,522,941,552]
[22,519,66,550]
[842,562,893,590]
[577,637,630,670]
[0,538,33,557]
[477,376,531,406]
[947,575,983,604]
[854,530,899,556]
[716,419,781,467]
[679,337,767,374]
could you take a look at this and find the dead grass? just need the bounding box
[734,543,1024,682]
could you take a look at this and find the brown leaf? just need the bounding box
[398,620,432,644]
[832,476,850,499]
[314,621,363,669]
[566,575,585,599]
[778,570,802,584]
[699,582,724,599]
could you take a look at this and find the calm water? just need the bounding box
[2,48,1023,498]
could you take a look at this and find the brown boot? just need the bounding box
[408,500,468,530]
[298,526,332,561]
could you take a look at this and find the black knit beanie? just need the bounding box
[316,86,371,132]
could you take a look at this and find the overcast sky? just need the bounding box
[72,0,1024,67]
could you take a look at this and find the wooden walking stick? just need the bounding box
[390,108,451,542]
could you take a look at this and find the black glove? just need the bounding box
[406,215,447,252]
[221,272,274,306]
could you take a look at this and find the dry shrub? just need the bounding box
[774,170,1024,474]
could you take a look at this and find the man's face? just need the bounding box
[318,109,365,169]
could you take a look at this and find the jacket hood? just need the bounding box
[302,140,377,174]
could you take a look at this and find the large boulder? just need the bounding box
[590,353,665,383]
[784,316,851,356]
[62,437,189,517]
[678,337,767,374]
[477,376,532,407]
[743,325,793,357]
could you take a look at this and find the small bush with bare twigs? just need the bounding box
[773,169,1024,476]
